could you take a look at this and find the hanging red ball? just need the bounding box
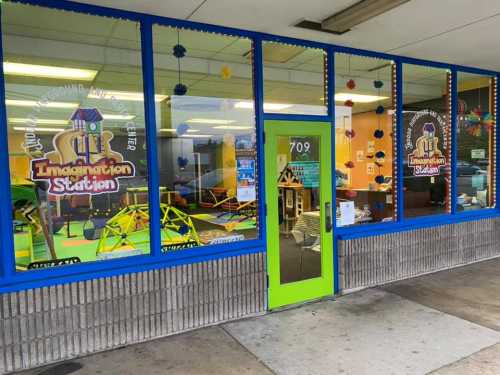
[345,161,355,169]
[344,99,354,107]
[345,190,358,199]
[345,129,356,138]
[346,79,356,90]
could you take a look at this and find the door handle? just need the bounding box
[325,202,332,233]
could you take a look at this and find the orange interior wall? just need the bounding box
[336,111,393,190]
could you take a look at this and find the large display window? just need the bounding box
[335,53,396,226]
[456,72,497,211]
[3,2,151,270]
[403,64,451,218]
[152,26,258,250]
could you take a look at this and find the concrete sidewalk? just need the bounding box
[19,258,500,375]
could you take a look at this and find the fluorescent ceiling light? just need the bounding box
[335,93,389,103]
[235,101,293,111]
[186,118,235,125]
[213,126,254,130]
[159,128,199,133]
[102,114,135,121]
[6,99,79,109]
[181,134,212,138]
[12,126,64,133]
[88,90,167,102]
[3,62,97,81]
[9,117,69,125]
[322,0,411,33]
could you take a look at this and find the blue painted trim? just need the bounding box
[497,74,500,209]
[253,37,267,243]
[450,69,458,214]
[396,61,404,221]
[337,209,500,240]
[0,3,16,279]
[8,0,499,77]
[140,20,162,257]
[263,113,330,122]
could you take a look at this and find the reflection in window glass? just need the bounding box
[3,2,150,270]
[456,73,496,211]
[403,64,451,218]
[262,42,327,115]
[153,26,258,251]
[335,53,396,226]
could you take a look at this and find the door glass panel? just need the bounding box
[276,135,322,284]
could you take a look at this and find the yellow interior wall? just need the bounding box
[8,132,31,184]
[221,134,236,192]
[336,111,393,190]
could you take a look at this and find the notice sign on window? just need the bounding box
[471,149,486,159]
[236,158,256,202]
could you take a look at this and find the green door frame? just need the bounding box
[265,120,334,309]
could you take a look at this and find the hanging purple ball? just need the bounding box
[173,44,186,58]
[176,122,189,136]
[375,175,385,184]
[375,151,385,159]
[375,105,385,115]
[174,83,187,96]
[374,129,384,139]
[373,80,384,89]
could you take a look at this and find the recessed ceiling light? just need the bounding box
[6,99,79,109]
[185,118,236,125]
[87,90,167,102]
[12,126,64,133]
[213,126,254,130]
[9,118,69,125]
[3,62,97,81]
[335,93,389,103]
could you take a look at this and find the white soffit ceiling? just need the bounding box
[69,0,500,71]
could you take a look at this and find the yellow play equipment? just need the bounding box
[96,203,200,254]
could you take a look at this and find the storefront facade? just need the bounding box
[0,0,499,372]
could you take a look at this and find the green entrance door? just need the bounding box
[265,120,334,309]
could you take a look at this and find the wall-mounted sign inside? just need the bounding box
[405,110,448,177]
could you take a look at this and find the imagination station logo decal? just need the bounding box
[405,110,448,177]
[30,107,135,195]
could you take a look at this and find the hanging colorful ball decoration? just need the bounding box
[373,80,384,89]
[345,129,356,138]
[344,99,354,107]
[344,161,355,169]
[346,79,356,90]
[220,65,233,80]
[463,108,493,137]
[174,83,187,96]
[172,44,186,58]
[375,105,385,115]
[375,151,386,159]
[374,129,384,139]
[345,190,358,199]
[177,156,189,170]
[375,175,385,184]
[176,122,190,136]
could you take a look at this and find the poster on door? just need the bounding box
[236,158,256,202]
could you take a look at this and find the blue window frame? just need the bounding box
[0,0,498,293]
